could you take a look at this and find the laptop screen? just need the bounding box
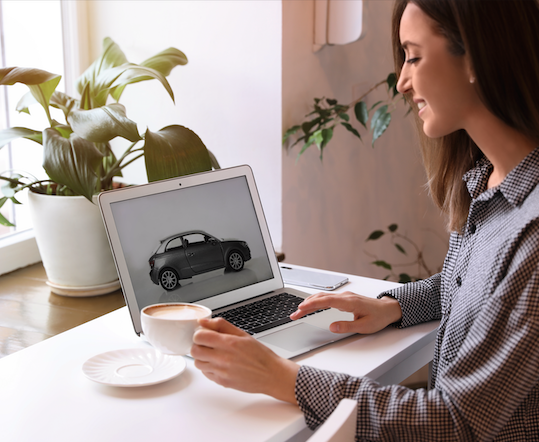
[107,174,275,316]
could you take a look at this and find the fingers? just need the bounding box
[193,318,249,361]
[290,292,333,319]
[198,317,247,336]
[291,291,359,319]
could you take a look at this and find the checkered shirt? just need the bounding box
[295,147,539,441]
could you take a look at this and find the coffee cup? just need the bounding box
[141,303,212,355]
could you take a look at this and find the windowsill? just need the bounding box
[0,229,42,276]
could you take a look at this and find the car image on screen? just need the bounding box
[149,230,252,291]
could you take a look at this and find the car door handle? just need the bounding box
[187,253,194,257]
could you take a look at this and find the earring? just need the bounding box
[470,77,475,84]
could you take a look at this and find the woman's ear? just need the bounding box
[465,55,476,84]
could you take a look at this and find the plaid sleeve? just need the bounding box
[377,272,443,328]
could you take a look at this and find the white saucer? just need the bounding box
[82,348,186,387]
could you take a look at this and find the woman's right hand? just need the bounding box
[290,291,402,334]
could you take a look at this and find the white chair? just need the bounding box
[306,398,357,442]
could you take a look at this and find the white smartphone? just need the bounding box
[280,266,349,291]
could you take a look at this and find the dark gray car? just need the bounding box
[149,230,251,291]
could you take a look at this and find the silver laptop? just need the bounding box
[98,165,354,359]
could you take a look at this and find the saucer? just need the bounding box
[82,348,186,387]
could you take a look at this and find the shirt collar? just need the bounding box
[463,146,539,206]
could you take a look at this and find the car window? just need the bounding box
[165,237,184,251]
[183,233,205,246]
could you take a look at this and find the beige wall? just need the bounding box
[282,0,448,280]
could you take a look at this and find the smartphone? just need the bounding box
[280,266,349,291]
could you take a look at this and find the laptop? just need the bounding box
[98,165,354,359]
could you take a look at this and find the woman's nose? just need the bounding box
[396,68,411,95]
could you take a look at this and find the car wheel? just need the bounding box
[159,268,180,291]
[227,251,244,271]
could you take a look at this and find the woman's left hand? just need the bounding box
[191,317,300,404]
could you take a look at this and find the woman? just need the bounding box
[191,0,539,439]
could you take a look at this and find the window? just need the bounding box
[0,0,81,274]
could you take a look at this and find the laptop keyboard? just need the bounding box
[212,292,327,335]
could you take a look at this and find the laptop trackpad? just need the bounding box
[258,322,338,352]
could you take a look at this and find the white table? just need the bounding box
[0,267,438,442]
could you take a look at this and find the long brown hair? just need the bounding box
[392,0,539,232]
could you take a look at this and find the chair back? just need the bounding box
[306,398,357,442]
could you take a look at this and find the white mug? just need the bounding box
[141,303,212,355]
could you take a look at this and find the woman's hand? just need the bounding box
[290,291,402,334]
[191,318,300,404]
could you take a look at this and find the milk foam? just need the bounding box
[148,305,207,320]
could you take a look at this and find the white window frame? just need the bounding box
[0,1,88,275]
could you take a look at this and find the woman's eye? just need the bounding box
[406,57,420,64]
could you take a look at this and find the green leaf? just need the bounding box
[371,105,391,146]
[366,230,385,241]
[108,64,176,104]
[15,91,37,114]
[387,72,398,97]
[326,98,337,106]
[207,149,221,170]
[0,127,43,148]
[297,136,315,159]
[301,119,318,136]
[321,127,333,149]
[50,91,79,120]
[51,124,73,139]
[290,134,307,149]
[143,125,212,182]
[341,122,361,139]
[388,223,398,232]
[101,144,123,185]
[354,101,368,128]
[140,47,188,76]
[0,202,15,226]
[76,38,181,109]
[338,113,350,122]
[369,101,383,112]
[395,243,407,255]
[399,273,412,283]
[283,125,300,144]
[42,128,104,201]
[76,37,129,98]
[372,260,392,270]
[316,128,334,159]
[79,82,92,111]
[1,175,21,197]
[312,130,324,151]
[0,67,61,122]
[68,103,142,143]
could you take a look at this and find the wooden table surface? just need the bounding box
[0,253,286,359]
[0,263,125,359]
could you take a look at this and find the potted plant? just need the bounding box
[0,37,219,296]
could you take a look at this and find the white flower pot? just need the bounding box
[28,191,120,296]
